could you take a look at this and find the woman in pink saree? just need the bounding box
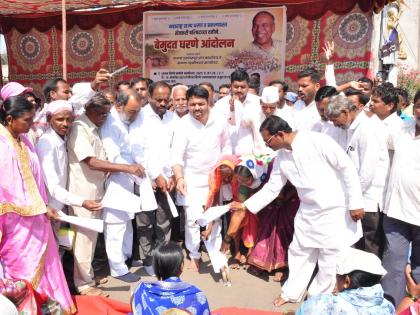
[0,96,76,314]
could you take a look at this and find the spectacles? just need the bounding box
[265,134,275,146]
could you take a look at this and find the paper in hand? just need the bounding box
[204,238,228,273]
[166,192,178,218]
[139,175,158,211]
[197,205,230,227]
[102,181,141,213]
[58,211,104,233]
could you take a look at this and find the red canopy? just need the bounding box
[0,0,393,34]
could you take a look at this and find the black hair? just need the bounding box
[116,80,130,91]
[218,84,230,90]
[248,78,260,95]
[130,77,149,88]
[395,87,409,105]
[372,85,399,112]
[252,11,275,26]
[234,165,253,178]
[146,78,154,87]
[43,78,67,102]
[84,92,112,111]
[251,72,261,80]
[148,81,172,97]
[260,115,292,134]
[414,90,420,104]
[186,85,209,101]
[357,77,373,89]
[297,67,321,83]
[268,80,288,92]
[199,82,215,92]
[230,69,249,84]
[0,95,34,125]
[315,86,338,102]
[339,270,382,290]
[153,241,184,281]
[116,89,144,107]
[345,88,370,106]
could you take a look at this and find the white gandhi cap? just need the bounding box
[336,247,387,276]
[260,86,279,104]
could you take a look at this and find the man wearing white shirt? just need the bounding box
[312,86,346,147]
[326,95,389,257]
[294,68,321,131]
[213,69,262,155]
[370,85,403,142]
[224,115,364,307]
[268,79,288,109]
[36,100,102,215]
[171,84,189,121]
[172,86,232,270]
[381,92,420,306]
[100,89,145,283]
[129,81,175,276]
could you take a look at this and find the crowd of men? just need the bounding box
[0,42,419,313]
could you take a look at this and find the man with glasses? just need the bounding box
[171,84,189,121]
[224,115,364,307]
[67,93,144,296]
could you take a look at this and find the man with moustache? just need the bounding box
[67,93,144,296]
[326,95,389,258]
[171,84,189,121]
[381,91,420,306]
[250,11,281,58]
[172,85,231,270]
[129,81,175,276]
[224,115,364,307]
[214,69,263,155]
[36,100,102,219]
[100,89,146,283]
[294,68,321,131]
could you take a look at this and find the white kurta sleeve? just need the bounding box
[321,136,364,210]
[100,123,127,164]
[325,64,337,87]
[244,156,287,214]
[171,125,188,168]
[220,122,232,156]
[36,140,84,207]
[129,119,146,165]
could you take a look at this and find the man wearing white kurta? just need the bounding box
[129,81,175,276]
[369,85,403,157]
[100,89,144,282]
[381,94,420,306]
[36,100,102,216]
[213,69,262,155]
[326,95,389,257]
[293,68,321,131]
[172,86,232,270]
[224,115,364,306]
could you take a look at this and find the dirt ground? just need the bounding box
[97,252,301,314]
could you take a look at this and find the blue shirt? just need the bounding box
[296,284,395,315]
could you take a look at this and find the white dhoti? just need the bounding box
[104,220,133,277]
[280,238,340,302]
[103,175,135,277]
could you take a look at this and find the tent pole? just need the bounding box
[62,0,67,80]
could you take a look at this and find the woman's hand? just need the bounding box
[405,264,420,297]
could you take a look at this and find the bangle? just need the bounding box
[223,235,233,243]
[176,177,184,183]
[406,291,418,302]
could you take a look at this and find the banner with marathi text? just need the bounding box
[143,7,286,87]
